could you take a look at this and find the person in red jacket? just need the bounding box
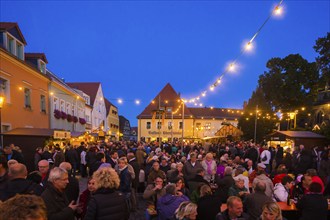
[306,169,324,193]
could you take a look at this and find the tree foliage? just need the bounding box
[314,32,330,88]
[258,54,319,111]
[238,86,277,143]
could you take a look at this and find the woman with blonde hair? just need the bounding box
[260,202,282,220]
[174,201,197,220]
[84,167,129,220]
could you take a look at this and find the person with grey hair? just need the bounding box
[41,167,79,220]
[216,166,235,202]
[244,182,273,220]
[157,183,189,220]
[0,163,43,201]
[59,162,80,203]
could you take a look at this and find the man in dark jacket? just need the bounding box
[59,162,80,203]
[0,163,43,201]
[41,167,79,220]
[127,152,140,211]
[216,196,249,220]
[0,155,8,193]
[244,182,273,220]
[65,145,79,177]
[3,145,25,164]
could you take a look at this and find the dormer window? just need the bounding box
[7,35,14,54]
[6,34,24,60]
[39,60,46,74]
[16,42,23,60]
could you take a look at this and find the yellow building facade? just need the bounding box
[137,83,242,142]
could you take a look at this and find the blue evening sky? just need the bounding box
[1,1,329,126]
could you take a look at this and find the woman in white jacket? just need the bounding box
[273,175,294,202]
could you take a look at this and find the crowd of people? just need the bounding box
[0,140,329,220]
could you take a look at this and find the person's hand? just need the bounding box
[176,191,183,196]
[154,184,162,191]
[68,201,79,211]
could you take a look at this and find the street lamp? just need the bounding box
[0,96,4,148]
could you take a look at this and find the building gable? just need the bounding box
[137,83,193,119]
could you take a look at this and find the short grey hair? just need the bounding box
[165,184,177,195]
[224,166,233,175]
[48,167,67,183]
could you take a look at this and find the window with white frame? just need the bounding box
[60,100,65,111]
[168,121,172,130]
[7,35,14,54]
[146,122,151,129]
[24,88,31,108]
[66,102,71,114]
[157,122,162,129]
[40,95,46,112]
[39,60,46,74]
[0,77,9,101]
[16,42,23,60]
[53,97,59,110]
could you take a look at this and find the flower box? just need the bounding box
[73,116,78,123]
[79,117,86,125]
[67,114,73,122]
[54,109,62,119]
[61,111,67,120]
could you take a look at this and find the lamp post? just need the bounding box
[0,96,4,149]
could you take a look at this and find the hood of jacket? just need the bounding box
[159,194,178,205]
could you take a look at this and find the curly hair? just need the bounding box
[93,167,120,189]
[0,194,47,220]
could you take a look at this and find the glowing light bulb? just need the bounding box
[217,79,221,84]
[229,63,235,72]
[202,92,206,97]
[118,99,123,104]
[274,6,282,15]
[194,103,197,106]
[209,86,215,91]
[245,42,252,51]
[199,103,203,107]
[135,100,140,105]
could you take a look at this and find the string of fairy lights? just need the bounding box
[8,0,303,122]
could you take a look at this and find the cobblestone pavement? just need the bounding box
[78,176,147,220]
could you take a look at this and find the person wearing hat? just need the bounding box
[252,164,274,198]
